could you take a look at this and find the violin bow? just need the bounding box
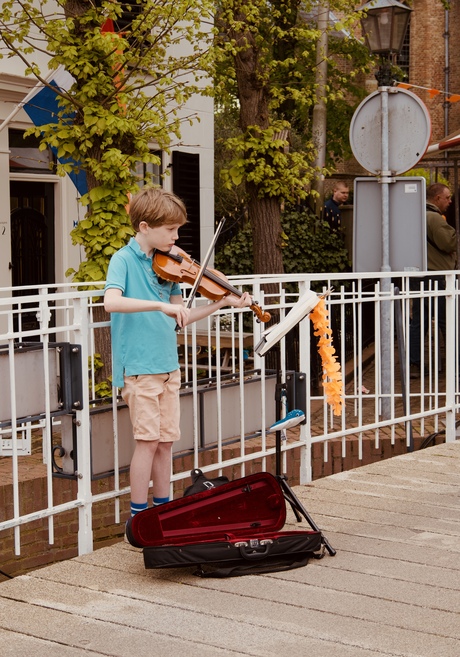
[176,217,226,332]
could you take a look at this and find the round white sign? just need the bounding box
[349,88,431,175]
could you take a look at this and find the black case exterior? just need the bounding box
[143,532,322,576]
[128,472,323,577]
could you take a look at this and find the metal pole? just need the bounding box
[394,287,413,451]
[73,297,94,555]
[311,2,330,217]
[444,272,456,441]
[379,86,392,419]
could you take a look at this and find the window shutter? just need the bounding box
[172,151,201,262]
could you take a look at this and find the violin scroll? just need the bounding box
[250,302,271,323]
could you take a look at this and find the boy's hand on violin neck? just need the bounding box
[225,291,252,309]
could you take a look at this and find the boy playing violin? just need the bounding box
[104,185,251,520]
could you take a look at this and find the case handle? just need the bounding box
[236,539,273,560]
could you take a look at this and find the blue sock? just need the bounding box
[131,501,148,517]
[153,496,170,507]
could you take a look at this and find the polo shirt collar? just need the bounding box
[128,236,151,261]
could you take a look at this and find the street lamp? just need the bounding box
[356,0,412,419]
[358,0,412,86]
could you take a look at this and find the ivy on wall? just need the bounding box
[215,208,350,277]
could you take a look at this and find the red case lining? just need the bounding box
[130,472,287,548]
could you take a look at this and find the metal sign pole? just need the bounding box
[380,86,392,420]
[349,86,431,420]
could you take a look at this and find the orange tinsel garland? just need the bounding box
[309,298,343,415]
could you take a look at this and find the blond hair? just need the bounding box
[333,181,349,192]
[129,186,187,231]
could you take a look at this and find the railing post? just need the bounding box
[72,296,94,554]
[38,287,56,544]
[298,280,312,484]
[444,272,456,442]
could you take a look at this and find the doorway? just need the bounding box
[10,180,55,333]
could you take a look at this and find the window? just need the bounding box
[396,17,410,82]
[134,151,162,186]
[9,129,56,174]
[172,151,201,262]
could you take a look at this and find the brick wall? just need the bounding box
[0,429,444,581]
[408,0,460,143]
[337,2,460,181]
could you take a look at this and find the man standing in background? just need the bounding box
[323,181,349,231]
[409,183,457,379]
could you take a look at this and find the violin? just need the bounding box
[152,246,271,323]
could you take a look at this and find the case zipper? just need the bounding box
[234,539,274,548]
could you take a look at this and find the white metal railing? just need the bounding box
[1,271,459,556]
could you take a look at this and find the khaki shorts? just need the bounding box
[121,370,181,442]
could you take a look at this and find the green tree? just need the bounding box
[0,0,214,392]
[215,0,370,275]
[0,0,214,284]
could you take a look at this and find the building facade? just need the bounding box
[407,0,460,145]
[0,5,214,294]
[337,2,460,183]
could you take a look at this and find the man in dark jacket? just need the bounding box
[409,183,457,378]
[323,182,349,231]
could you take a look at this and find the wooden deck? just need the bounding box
[1,441,459,656]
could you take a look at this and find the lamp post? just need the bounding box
[358,0,412,418]
[359,0,412,85]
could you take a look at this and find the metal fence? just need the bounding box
[1,271,459,556]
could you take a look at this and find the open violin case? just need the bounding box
[125,470,323,577]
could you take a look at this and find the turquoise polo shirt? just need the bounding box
[105,238,182,388]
